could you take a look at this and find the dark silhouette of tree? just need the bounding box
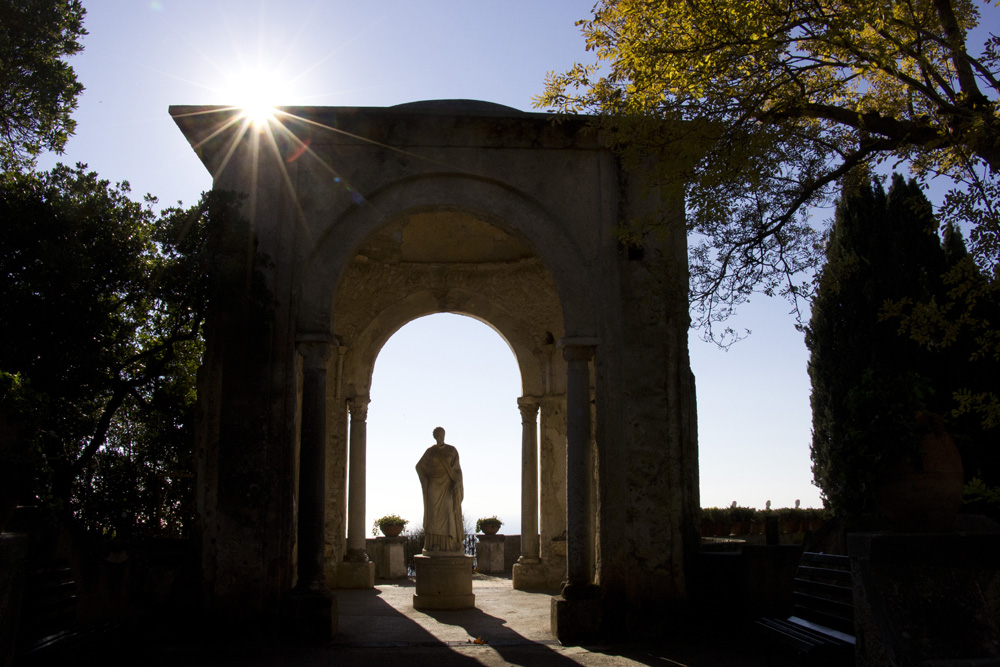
[0,164,249,537]
[806,172,949,516]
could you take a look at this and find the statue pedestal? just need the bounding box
[412,554,475,610]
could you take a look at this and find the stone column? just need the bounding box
[517,397,540,562]
[336,394,375,589]
[346,395,370,562]
[292,338,337,639]
[551,340,601,645]
[296,340,331,593]
[562,343,596,592]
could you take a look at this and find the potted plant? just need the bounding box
[872,412,964,532]
[752,508,770,535]
[372,514,408,537]
[475,516,503,536]
[803,507,828,532]
[778,507,806,534]
[727,504,756,535]
[700,507,726,537]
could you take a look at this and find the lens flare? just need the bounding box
[222,67,289,129]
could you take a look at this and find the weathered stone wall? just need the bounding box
[191,155,301,619]
[599,175,700,635]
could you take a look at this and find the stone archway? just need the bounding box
[170,100,699,642]
[323,209,568,592]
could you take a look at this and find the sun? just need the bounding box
[222,66,290,128]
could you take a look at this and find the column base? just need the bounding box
[551,588,602,645]
[412,554,475,610]
[512,558,551,591]
[334,560,374,589]
[288,588,337,640]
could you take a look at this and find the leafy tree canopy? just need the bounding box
[0,164,243,537]
[0,0,86,171]
[537,0,1000,342]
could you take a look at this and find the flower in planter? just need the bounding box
[372,513,408,537]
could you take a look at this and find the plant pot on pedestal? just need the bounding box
[476,517,502,536]
[373,514,408,539]
[874,412,964,533]
[381,524,404,537]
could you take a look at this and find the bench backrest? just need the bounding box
[19,563,77,647]
[792,552,854,636]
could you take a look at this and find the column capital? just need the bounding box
[517,395,540,407]
[517,397,539,421]
[561,344,596,364]
[297,336,334,369]
[349,394,370,420]
[557,336,601,349]
[296,331,338,346]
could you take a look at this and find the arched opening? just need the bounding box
[364,312,525,538]
[327,206,569,591]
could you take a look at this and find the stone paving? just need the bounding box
[325,575,759,666]
[72,575,765,666]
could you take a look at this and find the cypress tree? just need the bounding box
[937,223,1000,498]
[806,173,948,517]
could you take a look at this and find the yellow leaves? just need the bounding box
[540,0,990,136]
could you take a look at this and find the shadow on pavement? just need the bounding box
[422,605,580,667]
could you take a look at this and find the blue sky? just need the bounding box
[38,0,823,534]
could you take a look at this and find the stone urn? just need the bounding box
[478,519,502,536]
[874,412,964,533]
[380,523,405,538]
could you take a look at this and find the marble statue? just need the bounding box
[416,427,465,554]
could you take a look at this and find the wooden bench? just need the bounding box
[15,561,116,663]
[756,551,856,666]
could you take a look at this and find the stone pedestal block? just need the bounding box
[512,558,550,591]
[288,589,337,640]
[551,592,602,646]
[476,535,505,574]
[335,560,374,589]
[372,537,407,579]
[850,532,1000,666]
[412,554,475,610]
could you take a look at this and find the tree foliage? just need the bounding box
[536,0,1000,342]
[807,172,999,516]
[807,173,943,515]
[0,164,244,538]
[0,0,86,171]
